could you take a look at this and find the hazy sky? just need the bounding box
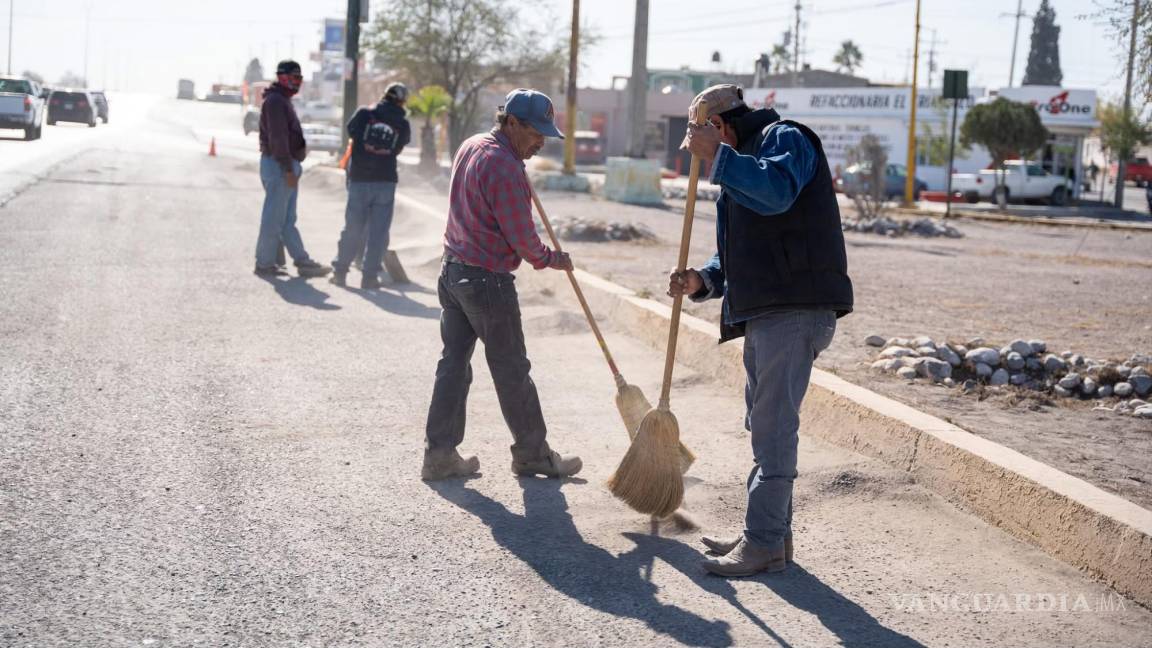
[2,0,1130,101]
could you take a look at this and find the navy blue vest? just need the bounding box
[718,116,854,343]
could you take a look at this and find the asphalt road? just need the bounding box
[2,97,1151,647]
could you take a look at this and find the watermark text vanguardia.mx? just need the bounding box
[889,591,1129,613]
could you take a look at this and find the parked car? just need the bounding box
[1109,157,1152,187]
[836,163,927,200]
[205,90,242,104]
[0,75,47,140]
[242,106,260,135]
[302,123,343,156]
[296,100,341,125]
[950,161,1074,206]
[573,130,606,165]
[91,91,109,123]
[47,89,97,127]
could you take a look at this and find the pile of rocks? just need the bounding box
[543,217,658,243]
[865,335,1152,418]
[842,217,963,238]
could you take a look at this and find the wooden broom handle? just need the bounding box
[529,184,625,384]
[658,100,708,409]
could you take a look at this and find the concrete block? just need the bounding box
[602,157,664,206]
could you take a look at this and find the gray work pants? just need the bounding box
[742,310,837,549]
[424,261,551,463]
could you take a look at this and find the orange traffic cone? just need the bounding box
[208,137,217,157]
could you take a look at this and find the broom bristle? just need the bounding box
[608,408,684,518]
[615,382,696,473]
[615,383,652,440]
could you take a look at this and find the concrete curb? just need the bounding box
[520,265,1152,609]
[890,206,1152,232]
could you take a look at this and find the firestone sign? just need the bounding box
[996,86,1096,123]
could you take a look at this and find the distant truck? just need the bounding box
[0,75,47,140]
[950,161,1075,206]
[1110,157,1152,187]
[177,79,195,100]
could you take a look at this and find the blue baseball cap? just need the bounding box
[501,89,564,139]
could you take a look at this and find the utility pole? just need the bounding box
[903,0,922,205]
[342,0,362,130]
[83,3,92,87]
[926,29,937,88]
[1002,0,1027,87]
[563,0,580,175]
[792,1,802,86]
[6,0,12,75]
[1116,0,1142,208]
[627,0,648,158]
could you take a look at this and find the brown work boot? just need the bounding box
[702,533,793,563]
[511,450,582,478]
[421,450,480,481]
[701,537,787,577]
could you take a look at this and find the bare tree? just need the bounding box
[846,134,888,219]
[367,0,569,155]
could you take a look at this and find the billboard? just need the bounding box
[323,18,345,52]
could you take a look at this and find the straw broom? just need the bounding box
[528,185,695,471]
[607,100,709,519]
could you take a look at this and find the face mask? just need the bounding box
[277,73,302,96]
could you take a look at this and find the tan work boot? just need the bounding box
[702,533,794,563]
[511,450,582,478]
[701,537,787,577]
[421,450,480,481]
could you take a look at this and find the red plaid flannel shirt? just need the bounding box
[442,129,556,273]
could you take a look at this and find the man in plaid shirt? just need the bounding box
[422,89,582,482]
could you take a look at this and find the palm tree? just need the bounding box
[770,44,792,74]
[832,40,863,75]
[406,85,452,175]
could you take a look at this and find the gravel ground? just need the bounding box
[472,188,1152,511]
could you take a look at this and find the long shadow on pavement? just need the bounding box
[753,565,926,648]
[259,276,341,310]
[352,282,440,319]
[432,479,738,647]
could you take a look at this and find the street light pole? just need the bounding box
[1115,0,1142,209]
[1006,0,1023,86]
[342,0,361,130]
[84,3,91,86]
[627,0,648,158]
[902,0,921,206]
[7,0,13,75]
[563,0,579,175]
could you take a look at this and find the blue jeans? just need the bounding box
[742,310,836,550]
[255,156,309,268]
[332,181,397,275]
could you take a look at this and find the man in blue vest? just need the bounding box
[670,84,854,577]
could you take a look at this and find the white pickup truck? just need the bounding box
[0,76,47,141]
[951,161,1075,206]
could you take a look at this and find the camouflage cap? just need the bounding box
[688,84,745,123]
[680,84,746,149]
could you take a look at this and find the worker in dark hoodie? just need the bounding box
[254,59,331,278]
[330,82,412,289]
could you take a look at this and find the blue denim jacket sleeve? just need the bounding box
[708,123,816,215]
[690,251,725,302]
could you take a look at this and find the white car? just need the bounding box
[951,161,1074,206]
[302,123,344,156]
[0,76,47,140]
[296,100,342,125]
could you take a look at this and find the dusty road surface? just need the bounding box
[3,98,1152,647]
[510,186,1152,511]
